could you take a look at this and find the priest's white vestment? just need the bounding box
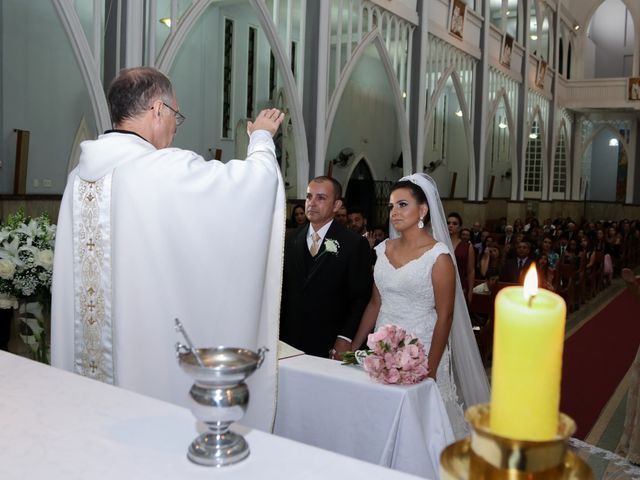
[51,130,285,431]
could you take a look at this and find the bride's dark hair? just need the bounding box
[391,180,431,225]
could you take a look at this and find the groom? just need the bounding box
[280,176,372,358]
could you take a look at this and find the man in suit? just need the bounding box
[470,221,483,245]
[280,176,373,359]
[500,241,533,284]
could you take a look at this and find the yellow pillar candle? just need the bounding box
[490,266,566,440]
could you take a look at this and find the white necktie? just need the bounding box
[310,232,321,257]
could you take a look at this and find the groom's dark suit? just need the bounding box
[280,221,373,357]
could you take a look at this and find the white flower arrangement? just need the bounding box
[0,211,56,363]
[0,210,56,305]
[323,238,340,254]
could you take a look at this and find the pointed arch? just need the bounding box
[155,1,215,71]
[551,120,570,198]
[523,106,547,197]
[157,0,310,198]
[577,124,630,162]
[325,30,412,176]
[52,0,110,132]
[485,89,518,199]
[344,154,379,193]
[423,66,476,198]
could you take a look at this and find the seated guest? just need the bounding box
[335,204,348,226]
[503,225,514,248]
[473,268,500,295]
[500,241,532,284]
[371,225,387,246]
[448,212,475,304]
[286,204,307,236]
[537,254,555,291]
[478,240,501,279]
[347,207,368,237]
[536,235,559,269]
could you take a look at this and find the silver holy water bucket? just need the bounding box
[176,344,267,467]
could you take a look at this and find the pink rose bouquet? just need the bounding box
[343,324,430,385]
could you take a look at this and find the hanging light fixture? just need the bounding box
[498,118,508,129]
[455,109,463,117]
[609,138,619,147]
[529,133,538,139]
[159,17,172,28]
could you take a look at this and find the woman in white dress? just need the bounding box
[352,174,490,438]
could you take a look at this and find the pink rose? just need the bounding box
[384,368,400,384]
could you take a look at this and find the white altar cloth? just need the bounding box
[275,355,455,479]
[0,352,421,480]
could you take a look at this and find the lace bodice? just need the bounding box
[374,239,468,438]
[374,240,451,352]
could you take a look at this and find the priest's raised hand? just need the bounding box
[248,108,285,137]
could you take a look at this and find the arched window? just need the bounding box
[558,37,564,75]
[553,126,568,195]
[586,0,635,78]
[524,120,542,194]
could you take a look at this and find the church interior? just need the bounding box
[1,0,640,478]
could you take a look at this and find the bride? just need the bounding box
[352,173,490,438]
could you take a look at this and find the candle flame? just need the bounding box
[523,264,538,302]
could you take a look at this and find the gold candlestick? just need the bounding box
[440,404,593,479]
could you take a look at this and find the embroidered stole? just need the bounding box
[72,175,115,383]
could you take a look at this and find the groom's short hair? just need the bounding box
[311,176,342,201]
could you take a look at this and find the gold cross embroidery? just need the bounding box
[87,239,96,251]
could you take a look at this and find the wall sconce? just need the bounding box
[574,25,580,31]
[159,17,172,27]
[609,138,619,147]
[455,109,463,117]
[530,34,538,41]
[402,91,407,98]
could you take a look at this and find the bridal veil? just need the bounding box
[390,173,491,409]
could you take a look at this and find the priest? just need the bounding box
[51,66,285,432]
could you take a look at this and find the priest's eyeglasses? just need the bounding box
[162,102,186,126]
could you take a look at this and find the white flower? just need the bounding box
[34,249,54,270]
[324,238,340,254]
[0,258,16,280]
[0,293,18,309]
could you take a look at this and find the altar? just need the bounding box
[275,354,455,479]
[0,351,422,479]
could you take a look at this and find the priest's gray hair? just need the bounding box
[107,66,175,126]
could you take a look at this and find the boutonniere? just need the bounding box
[316,238,340,259]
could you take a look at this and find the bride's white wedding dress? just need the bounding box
[374,239,468,438]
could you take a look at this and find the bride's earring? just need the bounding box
[418,217,425,229]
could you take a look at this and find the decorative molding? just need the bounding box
[155,0,214,71]
[52,0,111,133]
[250,0,309,198]
[324,31,413,176]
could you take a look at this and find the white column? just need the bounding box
[124,0,144,67]
[314,2,331,178]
